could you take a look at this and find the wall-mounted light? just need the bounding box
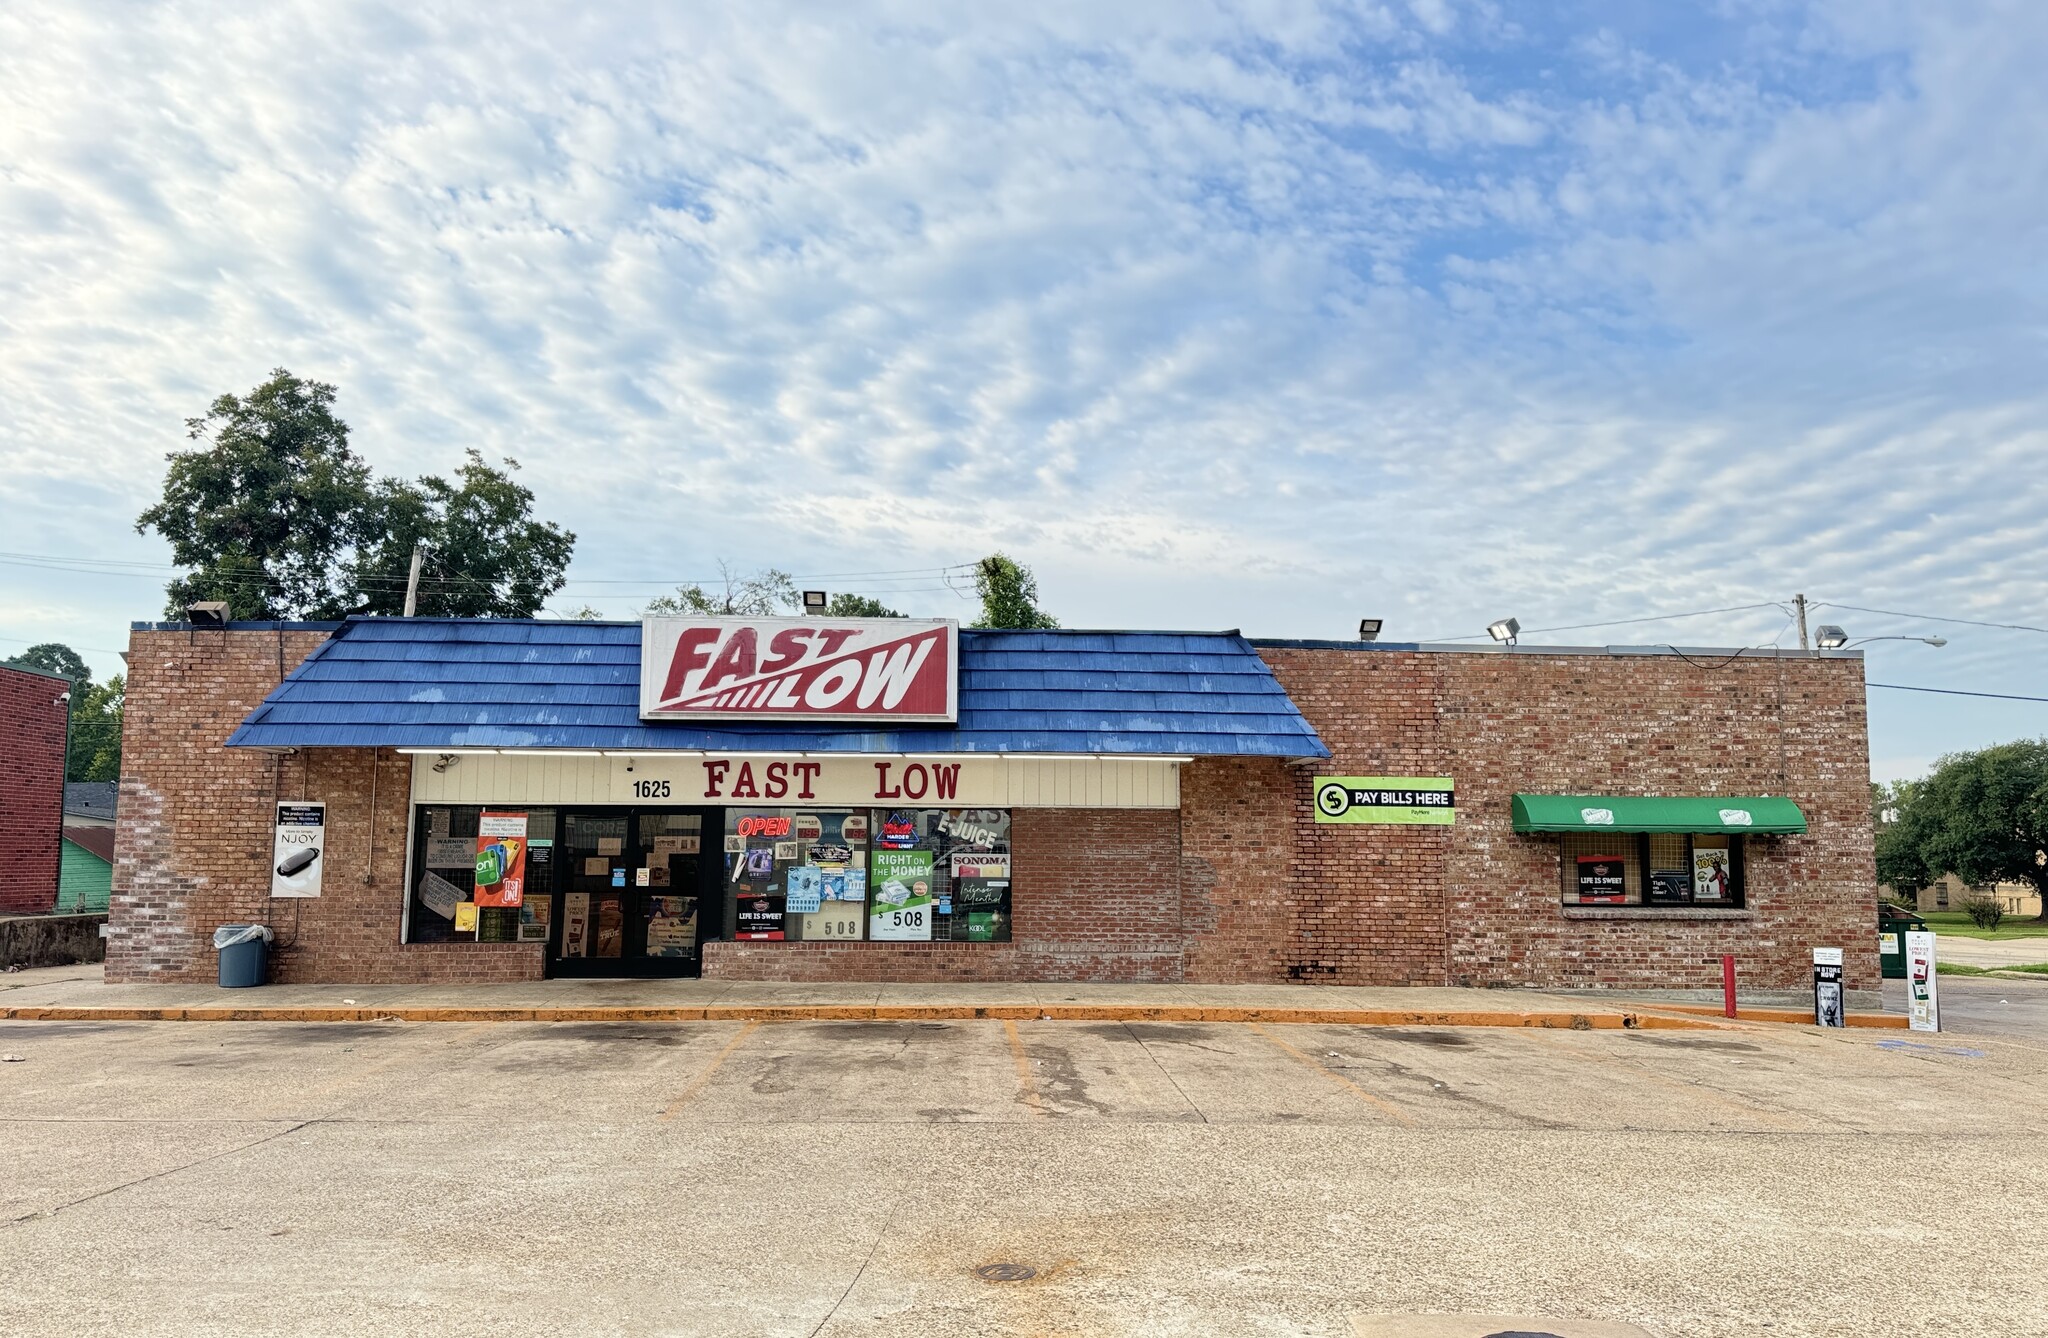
[1487,617,1520,646]
[431,753,458,774]
[1358,618,1383,642]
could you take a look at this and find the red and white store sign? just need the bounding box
[640,617,958,722]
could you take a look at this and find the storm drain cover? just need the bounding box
[974,1262,1038,1283]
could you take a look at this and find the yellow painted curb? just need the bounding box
[0,1002,1727,1029]
[1642,1002,1909,1029]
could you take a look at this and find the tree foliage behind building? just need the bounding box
[7,643,122,781]
[1877,740,2048,920]
[137,369,575,620]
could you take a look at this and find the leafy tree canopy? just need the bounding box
[824,593,901,618]
[971,553,1058,629]
[14,642,90,683]
[138,369,575,620]
[645,565,797,617]
[66,674,124,782]
[1879,741,2048,919]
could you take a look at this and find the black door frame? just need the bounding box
[544,805,724,978]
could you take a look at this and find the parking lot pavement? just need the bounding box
[2,1018,2045,1338]
[1889,975,2048,1042]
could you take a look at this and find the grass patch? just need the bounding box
[1910,911,2048,941]
[1937,962,1994,976]
[1936,961,2048,979]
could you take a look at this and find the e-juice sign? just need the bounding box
[474,812,528,908]
[1313,777,1455,825]
[1575,854,1627,904]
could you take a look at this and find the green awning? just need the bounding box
[1511,794,1807,835]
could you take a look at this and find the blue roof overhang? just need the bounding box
[223,618,1331,760]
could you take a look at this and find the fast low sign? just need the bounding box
[1313,777,1456,825]
[640,616,957,722]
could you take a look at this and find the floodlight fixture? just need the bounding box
[1358,618,1383,642]
[1486,617,1520,646]
[186,601,230,627]
[1813,625,1849,650]
[802,590,828,614]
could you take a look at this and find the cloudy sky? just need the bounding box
[2,0,2043,779]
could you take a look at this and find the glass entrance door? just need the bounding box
[550,808,717,977]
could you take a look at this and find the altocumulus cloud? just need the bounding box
[1,0,2044,776]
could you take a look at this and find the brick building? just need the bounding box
[0,662,70,915]
[107,616,1879,997]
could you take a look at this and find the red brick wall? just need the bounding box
[109,628,542,984]
[1251,646,1878,995]
[0,664,68,914]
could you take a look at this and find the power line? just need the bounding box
[1815,603,2048,637]
[1868,682,2048,704]
[1423,601,1788,643]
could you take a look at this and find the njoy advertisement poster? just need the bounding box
[271,802,325,898]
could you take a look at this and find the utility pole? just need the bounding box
[1794,593,1809,651]
[403,543,424,618]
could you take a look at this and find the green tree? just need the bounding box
[139,370,575,619]
[645,565,797,617]
[1872,778,1929,900]
[137,369,374,619]
[971,553,1058,629]
[15,643,90,684]
[65,675,124,782]
[351,452,575,617]
[1882,742,2048,920]
[824,593,902,618]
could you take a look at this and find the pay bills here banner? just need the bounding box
[641,617,958,722]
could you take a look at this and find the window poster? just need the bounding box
[786,866,824,914]
[517,893,552,943]
[1693,845,1733,902]
[1574,854,1628,904]
[473,812,528,908]
[870,849,935,940]
[594,897,624,956]
[645,896,698,957]
[736,895,786,940]
[453,901,479,933]
[418,871,464,921]
[582,856,611,877]
[426,838,474,870]
[561,893,590,957]
[1649,870,1692,903]
[800,907,866,940]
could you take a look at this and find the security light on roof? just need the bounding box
[1813,624,1848,650]
[186,601,230,627]
[1357,618,1383,642]
[802,590,828,613]
[1486,617,1520,645]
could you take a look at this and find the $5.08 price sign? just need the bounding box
[868,848,935,940]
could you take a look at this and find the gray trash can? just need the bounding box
[213,924,273,988]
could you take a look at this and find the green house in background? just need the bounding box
[59,782,117,914]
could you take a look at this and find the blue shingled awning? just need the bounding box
[223,618,1330,759]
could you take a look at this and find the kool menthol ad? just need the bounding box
[1312,777,1456,826]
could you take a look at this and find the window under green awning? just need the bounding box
[1511,794,1807,835]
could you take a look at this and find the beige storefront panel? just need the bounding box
[410,752,1180,809]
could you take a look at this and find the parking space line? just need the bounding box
[1003,1019,1049,1119]
[1245,1023,1418,1127]
[658,1020,761,1121]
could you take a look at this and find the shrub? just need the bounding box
[1958,892,2006,932]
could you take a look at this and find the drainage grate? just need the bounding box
[974,1262,1038,1283]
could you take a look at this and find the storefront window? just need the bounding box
[716,808,1012,943]
[407,806,557,943]
[1560,832,1743,908]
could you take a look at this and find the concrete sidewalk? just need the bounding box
[0,964,1908,1029]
